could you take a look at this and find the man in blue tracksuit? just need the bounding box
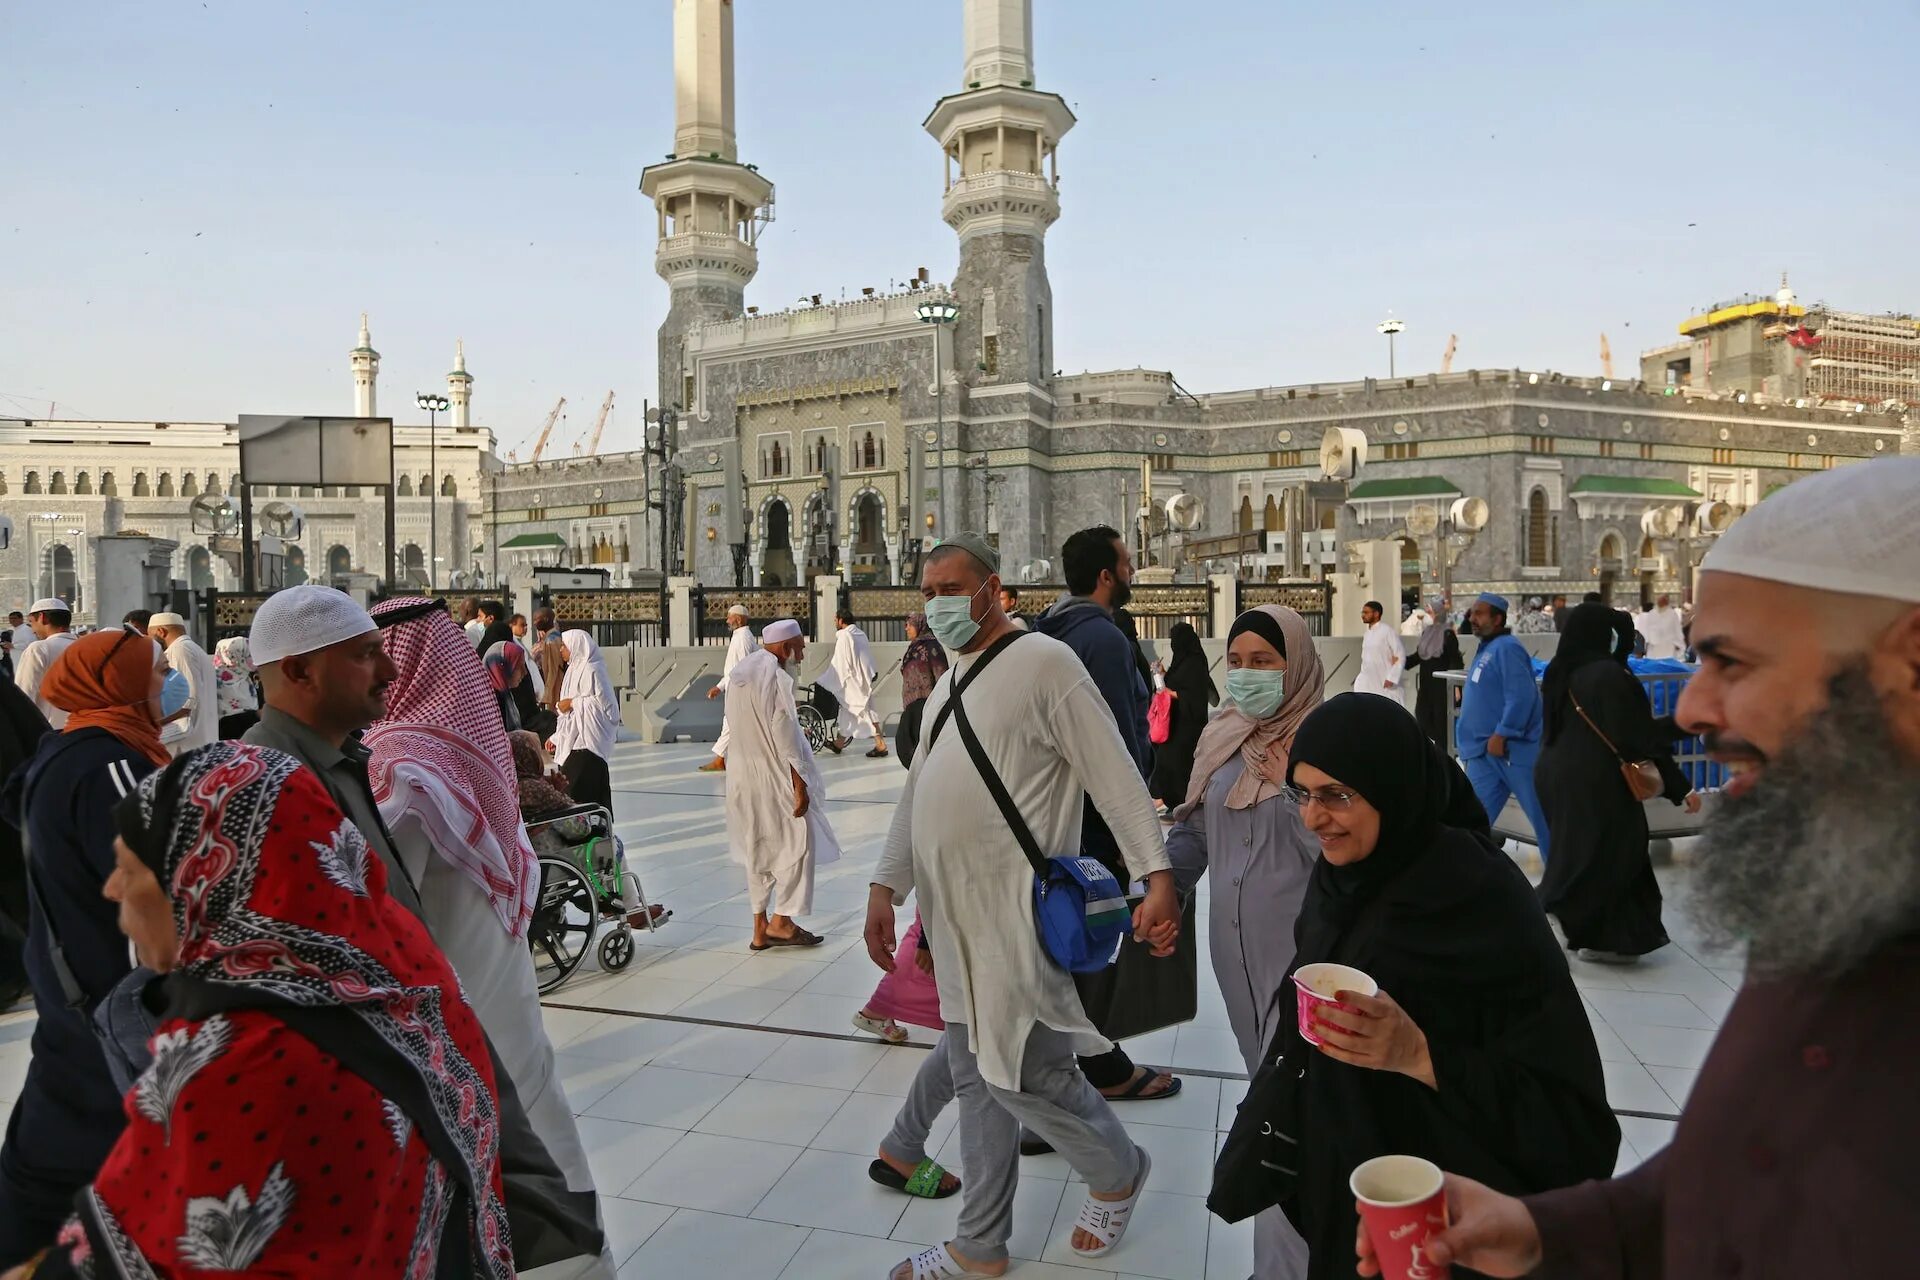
[1456,591,1552,861]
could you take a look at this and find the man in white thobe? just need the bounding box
[1636,593,1688,659]
[819,608,888,758]
[148,612,218,756]
[700,604,757,773]
[866,533,1181,1279]
[1354,599,1408,706]
[724,618,840,950]
[13,599,77,729]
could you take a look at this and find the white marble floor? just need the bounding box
[0,739,1740,1279]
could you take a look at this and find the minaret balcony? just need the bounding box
[655,231,761,286]
[941,169,1060,239]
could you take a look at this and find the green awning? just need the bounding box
[498,532,568,550]
[1568,475,1701,498]
[1346,477,1461,499]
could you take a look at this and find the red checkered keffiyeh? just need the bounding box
[365,598,538,939]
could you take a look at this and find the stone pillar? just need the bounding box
[668,575,696,646]
[813,574,842,643]
[1209,572,1237,637]
[1902,411,1919,457]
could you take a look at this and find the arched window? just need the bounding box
[101,471,117,496]
[1525,488,1554,567]
[227,475,242,498]
[397,475,414,497]
[23,471,40,495]
[205,472,219,494]
[0,472,9,496]
[157,473,175,498]
[770,442,785,477]
[440,475,457,497]
[187,546,215,590]
[133,472,151,497]
[862,431,877,469]
[1262,494,1280,532]
[1237,495,1254,534]
[48,471,67,495]
[327,545,352,577]
[402,544,427,588]
[74,471,93,495]
[180,472,199,498]
[419,475,431,496]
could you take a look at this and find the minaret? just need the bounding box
[447,339,473,428]
[639,0,774,416]
[350,312,380,418]
[925,0,1075,391]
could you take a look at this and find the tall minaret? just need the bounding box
[350,312,380,418]
[639,0,774,417]
[446,339,473,428]
[925,0,1075,391]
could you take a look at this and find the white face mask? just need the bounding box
[924,579,990,652]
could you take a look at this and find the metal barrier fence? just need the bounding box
[693,586,813,646]
[1237,581,1334,636]
[548,588,668,647]
[839,586,926,642]
[1123,582,1217,640]
[197,589,274,651]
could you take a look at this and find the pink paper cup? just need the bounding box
[1292,962,1377,1046]
[1351,1155,1450,1280]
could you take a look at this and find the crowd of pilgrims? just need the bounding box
[0,574,1683,1279]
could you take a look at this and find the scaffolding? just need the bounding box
[1802,308,1920,410]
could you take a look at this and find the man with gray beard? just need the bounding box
[1356,456,1920,1280]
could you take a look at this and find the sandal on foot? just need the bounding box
[1102,1067,1182,1102]
[750,927,824,951]
[852,1013,910,1044]
[1069,1145,1152,1259]
[868,1157,960,1199]
[890,1244,998,1279]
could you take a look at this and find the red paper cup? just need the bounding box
[1292,962,1377,1046]
[1351,1155,1450,1280]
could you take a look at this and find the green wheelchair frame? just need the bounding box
[526,803,656,994]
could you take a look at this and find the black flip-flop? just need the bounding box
[750,927,825,951]
[866,747,889,759]
[868,1157,961,1199]
[1104,1068,1182,1102]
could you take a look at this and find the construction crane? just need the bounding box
[1440,333,1458,375]
[574,391,614,456]
[527,397,567,462]
[1600,333,1614,380]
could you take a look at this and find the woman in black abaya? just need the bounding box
[1402,596,1463,746]
[1534,602,1695,962]
[1210,694,1616,1280]
[1147,621,1218,809]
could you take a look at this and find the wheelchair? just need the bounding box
[524,803,658,994]
[797,683,838,754]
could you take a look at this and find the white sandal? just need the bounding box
[889,1243,999,1278]
[852,1013,910,1044]
[1068,1145,1152,1258]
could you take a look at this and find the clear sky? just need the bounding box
[5,1,1916,457]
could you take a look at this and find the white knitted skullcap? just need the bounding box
[249,584,379,665]
[148,612,187,630]
[726,603,750,618]
[1701,457,1920,603]
[762,618,803,643]
[28,598,68,614]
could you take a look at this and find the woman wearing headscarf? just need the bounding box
[363,597,598,1205]
[1147,621,1219,810]
[550,629,619,814]
[894,611,948,768]
[509,730,667,930]
[1534,602,1695,963]
[1211,693,1616,1280]
[15,743,515,1279]
[210,635,260,740]
[484,639,537,734]
[0,630,169,1263]
[1402,595,1464,747]
[1164,605,1323,1279]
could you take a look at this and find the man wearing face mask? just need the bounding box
[723,618,841,951]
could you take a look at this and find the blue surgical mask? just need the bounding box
[1225,667,1287,719]
[925,580,989,652]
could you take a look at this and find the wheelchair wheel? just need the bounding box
[598,928,636,973]
[797,703,835,754]
[531,856,597,994]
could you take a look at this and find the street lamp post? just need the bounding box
[1377,315,1405,379]
[416,393,450,590]
[916,299,959,540]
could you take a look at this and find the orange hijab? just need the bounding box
[43,629,170,766]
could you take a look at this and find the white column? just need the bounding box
[1209,571,1237,637]
[668,576,696,645]
[812,574,842,643]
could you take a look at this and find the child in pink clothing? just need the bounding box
[851,914,942,1042]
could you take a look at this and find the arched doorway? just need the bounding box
[760,498,795,587]
[1597,533,1623,603]
[849,491,889,584]
[1398,536,1423,597]
[402,544,428,589]
[187,546,215,591]
[1638,535,1658,609]
[42,545,77,604]
[802,492,830,580]
[284,545,308,587]
[327,544,352,579]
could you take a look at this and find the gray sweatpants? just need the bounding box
[899,1023,1140,1265]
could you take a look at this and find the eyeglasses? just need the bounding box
[1282,784,1361,812]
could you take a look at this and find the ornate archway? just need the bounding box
[758,495,795,588]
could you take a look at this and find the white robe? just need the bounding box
[13,631,76,729]
[1636,605,1687,660]
[552,630,619,765]
[712,623,758,757]
[723,649,841,898]
[874,633,1171,1092]
[1354,620,1407,705]
[817,624,880,739]
[159,635,219,756]
[1399,608,1431,638]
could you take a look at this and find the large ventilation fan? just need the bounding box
[1018,558,1052,584]
[1404,503,1439,537]
[1319,427,1368,479]
[258,501,305,540]
[1449,496,1490,532]
[1695,500,1736,533]
[190,492,237,535]
[1164,493,1204,531]
[1641,505,1682,539]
